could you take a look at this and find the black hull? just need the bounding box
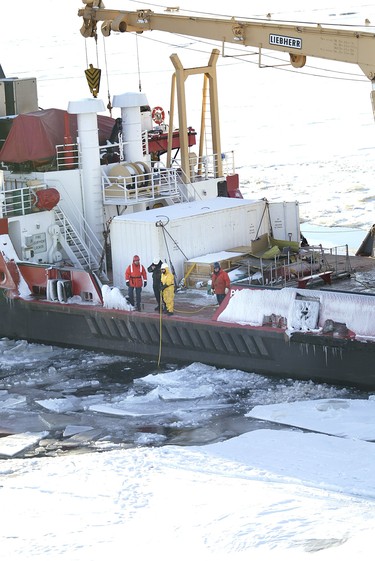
[1,296,375,389]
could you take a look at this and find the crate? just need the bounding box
[183,250,249,288]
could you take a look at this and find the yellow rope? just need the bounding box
[157,295,164,368]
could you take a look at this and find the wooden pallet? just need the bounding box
[183,251,249,288]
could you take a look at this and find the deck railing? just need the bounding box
[101,150,236,206]
[173,150,235,180]
[102,167,181,205]
[239,244,352,288]
[0,183,37,217]
[56,143,80,170]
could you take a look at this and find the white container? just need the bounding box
[110,197,300,288]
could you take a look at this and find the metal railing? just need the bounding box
[55,132,151,171]
[56,143,80,170]
[0,183,38,217]
[54,203,107,277]
[175,150,235,180]
[102,167,181,205]
[0,180,107,276]
[102,150,236,206]
[240,244,352,288]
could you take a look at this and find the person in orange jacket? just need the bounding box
[211,262,230,305]
[125,255,147,311]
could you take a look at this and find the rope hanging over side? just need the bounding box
[157,300,163,368]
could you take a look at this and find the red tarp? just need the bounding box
[0,108,115,163]
[148,128,196,155]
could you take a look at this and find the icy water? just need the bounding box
[0,338,368,459]
[1,1,375,458]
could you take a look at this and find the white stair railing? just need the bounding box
[54,204,107,279]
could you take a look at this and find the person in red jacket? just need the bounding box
[211,261,230,305]
[125,255,147,311]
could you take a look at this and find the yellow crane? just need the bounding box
[78,2,375,78]
[78,2,375,179]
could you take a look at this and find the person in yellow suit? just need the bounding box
[160,262,175,316]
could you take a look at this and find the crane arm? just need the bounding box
[78,2,375,80]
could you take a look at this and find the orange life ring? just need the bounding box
[151,106,165,125]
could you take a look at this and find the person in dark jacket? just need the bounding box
[211,261,230,305]
[147,258,163,311]
[125,255,147,311]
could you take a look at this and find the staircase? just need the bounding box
[54,204,108,281]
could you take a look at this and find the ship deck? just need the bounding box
[133,287,219,320]
[135,253,375,321]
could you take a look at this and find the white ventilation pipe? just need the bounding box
[67,98,105,249]
[112,92,149,163]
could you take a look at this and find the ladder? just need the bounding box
[54,204,108,280]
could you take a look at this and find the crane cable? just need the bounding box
[155,218,189,284]
[102,34,113,116]
[136,34,142,93]
[83,32,100,73]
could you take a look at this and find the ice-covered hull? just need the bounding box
[1,293,374,390]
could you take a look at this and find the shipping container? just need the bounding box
[110,197,300,289]
[0,78,38,117]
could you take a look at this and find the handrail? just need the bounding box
[103,167,181,205]
[0,183,38,217]
[54,202,106,276]
[56,143,80,170]
[0,181,106,275]
[242,244,352,287]
[102,151,235,206]
[174,150,235,180]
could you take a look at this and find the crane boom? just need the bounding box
[78,2,375,80]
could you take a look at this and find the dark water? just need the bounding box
[0,338,367,459]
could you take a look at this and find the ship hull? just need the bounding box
[1,294,374,389]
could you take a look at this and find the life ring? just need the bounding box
[151,106,165,125]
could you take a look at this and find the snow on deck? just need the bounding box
[218,286,375,338]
